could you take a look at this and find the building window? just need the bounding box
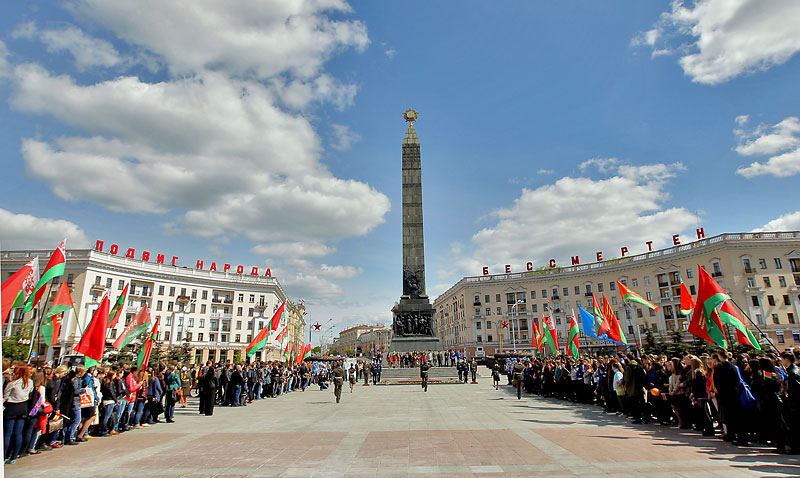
[610,282,617,291]
[767,295,775,306]
[482,307,489,316]
[775,258,783,269]
[645,292,653,301]
[237,307,243,316]
[166,315,173,326]
[167,302,174,311]
[759,258,767,269]
[585,284,592,294]
[574,286,580,295]
[564,301,570,310]
[486,320,492,329]
[784,295,791,306]
[496,307,501,315]
[685,269,693,279]
[637,309,643,318]
[197,333,204,342]
[158,285,165,295]
[751,296,760,306]
[200,304,207,314]
[235,321,241,330]
[542,289,547,298]
[485,295,490,303]
[789,313,796,325]
[487,334,493,342]
[168,287,175,296]
[156,300,163,311]
[649,309,656,317]
[747,277,756,288]
[756,314,764,325]
[476,322,482,330]
[188,317,194,326]
[202,290,208,299]
[777,332,785,344]
[199,318,205,327]
[644,276,651,285]
[611,296,617,305]
[576,300,582,308]
[191,289,197,298]
[474,308,481,316]
[712,262,722,276]
[249,294,255,303]
[772,314,780,324]
[163,331,170,341]
[779,276,787,287]
[563,287,569,297]
[118,280,125,290]
[476,335,482,342]
[597,283,604,292]
[532,304,538,313]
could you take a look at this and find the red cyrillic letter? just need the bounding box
[156,254,165,264]
[171,256,178,266]
[209,262,217,272]
[224,264,231,272]
[482,267,489,275]
[596,252,603,262]
[696,228,705,239]
[526,262,533,271]
[646,241,653,251]
[264,268,271,277]
[237,265,244,274]
[549,259,556,268]
[621,247,629,257]
[110,244,119,255]
[505,265,511,273]
[142,251,150,261]
[125,248,135,258]
[196,260,204,270]
[672,234,680,245]
[251,267,259,276]
[95,240,104,252]
[571,256,580,265]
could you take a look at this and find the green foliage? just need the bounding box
[344,349,354,356]
[311,346,321,354]
[233,350,243,364]
[166,340,193,365]
[2,323,33,362]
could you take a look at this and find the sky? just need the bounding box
[1,1,800,345]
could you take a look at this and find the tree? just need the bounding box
[2,323,33,362]
[311,346,321,355]
[233,350,243,364]
[663,327,689,358]
[642,325,664,355]
[166,340,193,365]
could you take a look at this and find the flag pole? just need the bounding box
[727,298,779,353]
[26,280,55,364]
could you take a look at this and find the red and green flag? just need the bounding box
[41,281,76,346]
[113,303,152,350]
[270,301,287,331]
[715,301,760,351]
[679,281,695,316]
[295,342,305,364]
[246,323,271,357]
[74,290,110,367]
[617,281,659,312]
[1,257,39,326]
[302,343,312,361]
[137,315,161,369]
[688,265,728,349]
[274,324,289,343]
[24,240,66,313]
[108,282,129,328]
[600,294,626,344]
[531,319,542,353]
[541,312,559,354]
[568,309,580,359]
[591,294,605,336]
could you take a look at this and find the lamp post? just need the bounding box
[509,299,523,352]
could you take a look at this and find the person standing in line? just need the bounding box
[179,367,191,408]
[470,358,478,383]
[780,352,799,454]
[512,360,525,400]
[332,361,345,404]
[363,361,371,386]
[4,364,33,464]
[164,366,180,423]
[348,364,357,393]
[420,358,431,392]
[200,365,217,416]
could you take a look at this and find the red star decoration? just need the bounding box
[501,321,509,328]
[313,322,322,330]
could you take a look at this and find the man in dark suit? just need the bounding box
[712,352,746,446]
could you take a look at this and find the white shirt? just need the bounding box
[3,378,34,403]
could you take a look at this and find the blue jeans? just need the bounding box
[134,400,145,426]
[102,403,116,433]
[124,400,136,428]
[231,385,242,406]
[4,415,27,460]
[114,399,127,431]
[253,383,261,400]
[67,405,81,441]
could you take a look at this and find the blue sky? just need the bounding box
[1,1,800,344]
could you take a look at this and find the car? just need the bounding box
[58,354,85,369]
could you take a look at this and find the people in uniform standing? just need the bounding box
[332,361,345,404]
[420,358,431,392]
[348,364,357,393]
[513,360,525,399]
[470,358,478,383]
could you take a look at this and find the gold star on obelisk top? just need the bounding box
[403,108,418,126]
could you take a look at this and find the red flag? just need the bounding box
[108,283,129,328]
[1,257,39,326]
[688,266,728,349]
[679,281,696,316]
[601,294,626,344]
[270,301,287,331]
[74,291,111,365]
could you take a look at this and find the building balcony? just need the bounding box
[744,267,757,274]
[584,292,593,297]
[129,289,152,298]
[670,279,681,285]
[90,283,106,292]
[744,286,763,293]
[224,298,233,304]
[551,295,559,300]
[176,295,191,302]
[658,282,669,288]
[211,297,223,304]
[255,303,267,309]
[473,300,481,306]
[711,271,723,278]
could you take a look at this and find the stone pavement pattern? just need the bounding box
[5,370,799,478]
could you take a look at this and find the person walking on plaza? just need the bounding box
[492,362,500,390]
[348,364,357,393]
[363,361,371,386]
[332,362,345,404]
[470,358,478,383]
[372,361,381,385]
[179,367,191,408]
[420,358,431,392]
[513,360,525,399]
[164,366,180,423]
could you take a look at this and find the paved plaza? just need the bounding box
[5,371,799,478]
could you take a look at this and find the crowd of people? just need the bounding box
[496,349,800,454]
[386,350,468,368]
[2,357,340,465]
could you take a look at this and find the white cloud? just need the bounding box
[446,161,696,277]
[0,41,9,79]
[384,48,396,59]
[270,258,362,299]
[330,124,361,151]
[40,26,121,69]
[537,169,554,175]
[0,208,89,250]
[251,241,336,259]
[734,116,800,178]
[754,211,800,232]
[638,0,800,84]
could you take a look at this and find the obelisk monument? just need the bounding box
[388,109,441,353]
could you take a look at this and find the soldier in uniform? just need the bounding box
[420,358,431,392]
[513,360,525,400]
[363,361,372,386]
[332,361,345,403]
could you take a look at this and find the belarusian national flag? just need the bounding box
[137,315,160,369]
[568,309,580,360]
[302,343,312,361]
[24,240,66,313]
[295,342,305,364]
[531,319,541,352]
[687,265,728,349]
[617,281,659,312]
[591,294,605,337]
[541,312,559,354]
[715,301,760,351]
[246,323,271,357]
[41,281,76,346]
[270,301,287,331]
[74,290,110,367]
[1,257,39,326]
[679,281,696,316]
[113,304,152,350]
[600,294,626,344]
[108,282,129,328]
[274,324,289,343]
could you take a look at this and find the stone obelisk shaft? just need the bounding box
[402,124,426,298]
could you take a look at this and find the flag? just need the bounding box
[274,324,289,343]
[617,281,659,312]
[1,257,39,326]
[715,301,760,351]
[74,290,110,367]
[591,294,605,337]
[295,342,305,364]
[601,294,626,344]
[679,281,695,316]
[137,315,161,369]
[688,265,728,348]
[113,304,152,350]
[24,240,66,313]
[541,312,559,354]
[283,340,291,362]
[302,343,312,361]
[42,313,63,347]
[246,323,271,357]
[531,319,541,351]
[568,309,580,360]
[41,281,76,346]
[270,301,287,331]
[108,282,129,328]
[578,306,599,339]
